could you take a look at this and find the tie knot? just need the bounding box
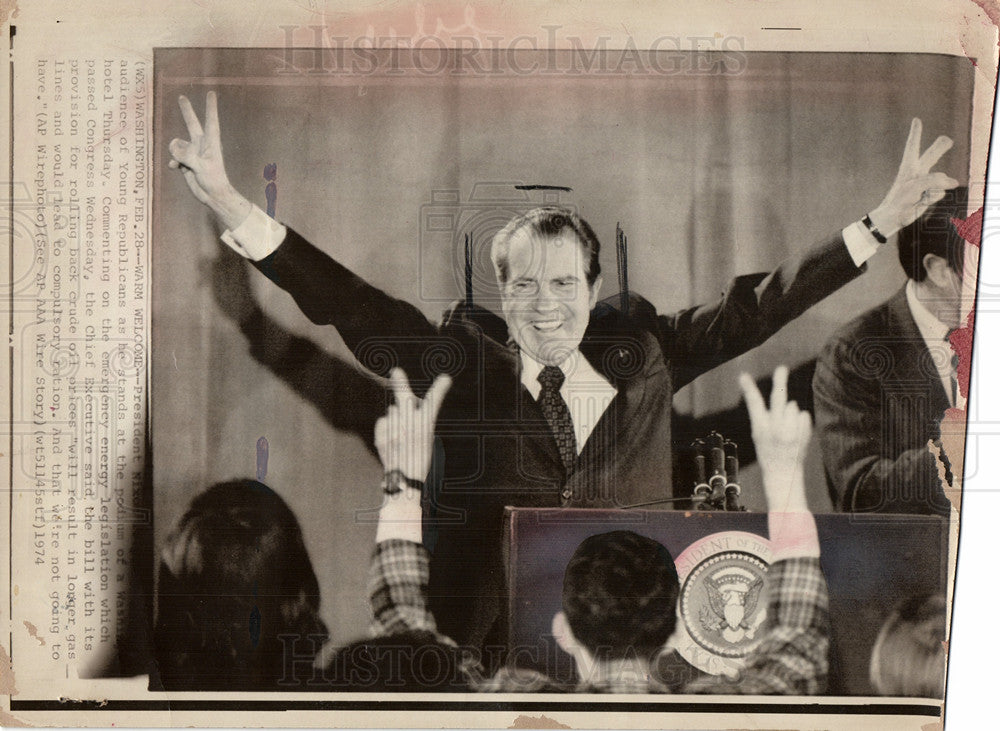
[538,365,565,392]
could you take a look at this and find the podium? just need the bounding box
[503,508,949,695]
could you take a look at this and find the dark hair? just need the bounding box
[153,480,328,691]
[490,206,602,287]
[897,186,969,281]
[869,594,947,698]
[562,531,680,661]
[325,631,472,692]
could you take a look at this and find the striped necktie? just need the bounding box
[537,365,577,472]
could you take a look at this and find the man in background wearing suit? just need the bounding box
[813,188,971,516]
[168,92,957,652]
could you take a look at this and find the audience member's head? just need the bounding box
[897,186,971,328]
[325,631,471,692]
[897,185,968,281]
[869,594,947,698]
[552,530,680,682]
[154,480,327,690]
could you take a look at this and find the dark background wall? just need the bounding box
[153,49,972,647]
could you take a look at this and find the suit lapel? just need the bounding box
[578,317,649,468]
[886,288,951,416]
[491,342,564,474]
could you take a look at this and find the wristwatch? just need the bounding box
[381,469,424,495]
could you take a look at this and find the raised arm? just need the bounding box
[367,370,451,637]
[168,93,440,375]
[734,367,828,695]
[662,120,958,390]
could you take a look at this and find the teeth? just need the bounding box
[533,321,561,331]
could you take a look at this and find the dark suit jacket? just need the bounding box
[813,287,952,516]
[253,228,863,649]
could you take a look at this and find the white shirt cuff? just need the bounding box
[375,487,424,544]
[768,511,821,561]
[842,221,881,267]
[220,204,288,261]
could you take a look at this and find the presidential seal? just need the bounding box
[671,531,773,677]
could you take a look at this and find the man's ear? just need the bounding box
[922,253,954,289]
[552,611,575,653]
[588,274,604,309]
[498,282,512,319]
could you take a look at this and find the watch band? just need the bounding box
[381,469,424,495]
[861,214,888,244]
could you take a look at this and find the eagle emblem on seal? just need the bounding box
[698,568,766,644]
[674,534,773,674]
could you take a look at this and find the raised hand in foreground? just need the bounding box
[739,365,811,514]
[168,91,251,231]
[373,369,451,544]
[375,369,452,483]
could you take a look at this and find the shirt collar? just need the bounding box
[905,279,951,345]
[519,348,609,399]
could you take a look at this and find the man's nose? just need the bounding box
[533,284,561,310]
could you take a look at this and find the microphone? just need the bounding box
[691,438,710,507]
[724,439,742,511]
[690,432,746,511]
[708,432,727,506]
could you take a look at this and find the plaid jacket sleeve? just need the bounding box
[687,556,830,695]
[367,539,439,637]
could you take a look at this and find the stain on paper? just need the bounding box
[968,0,1000,31]
[509,715,571,730]
[0,643,18,696]
[0,0,18,26]
[0,709,31,728]
[22,621,45,646]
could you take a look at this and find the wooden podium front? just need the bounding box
[503,508,949,695]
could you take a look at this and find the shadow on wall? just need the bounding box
[210,247,388,453]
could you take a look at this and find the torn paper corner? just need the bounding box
[929,428,963,515]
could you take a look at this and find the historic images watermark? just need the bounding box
[275,25,748,78]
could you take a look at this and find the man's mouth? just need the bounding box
[532,320,563,332]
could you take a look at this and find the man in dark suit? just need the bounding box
[813,189,971,516]
[168,92,957,650]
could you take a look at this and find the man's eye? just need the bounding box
[511,281,537,295]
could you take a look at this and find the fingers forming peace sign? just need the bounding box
[374,369,452,482]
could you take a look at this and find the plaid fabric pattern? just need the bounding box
[577,672,670,695]
[537,366,577,472]
[685,557,830,695]
[368,539,488,685]
[370,539,828,695]
[368,539,439,637]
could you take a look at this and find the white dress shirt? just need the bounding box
[519,350,618,454]
[905,279,961,408]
